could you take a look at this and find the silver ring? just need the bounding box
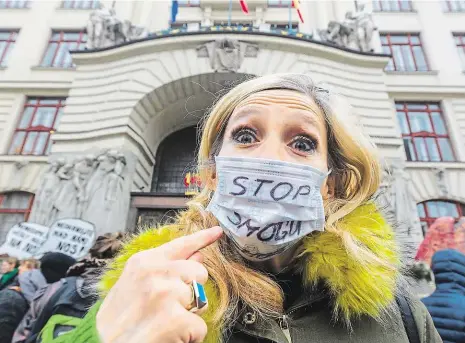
[187,280,208,313]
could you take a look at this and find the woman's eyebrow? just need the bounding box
[228,106,265,123]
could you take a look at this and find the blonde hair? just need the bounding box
[174,74,382,330]
[20,258,38,270]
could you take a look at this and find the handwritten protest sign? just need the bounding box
[0,222,50,259]
[37,218,96,260]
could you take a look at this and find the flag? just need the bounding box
[292,0,304,23]
[239,0,249,14]
[171,0,179,23]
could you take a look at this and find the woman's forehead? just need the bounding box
[231,89,324,123]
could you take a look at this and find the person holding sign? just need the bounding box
[42,74,441,343]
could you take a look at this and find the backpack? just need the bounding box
[396,295,421,343]
[27,277,97,343]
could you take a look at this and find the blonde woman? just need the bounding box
[42,74,441,343]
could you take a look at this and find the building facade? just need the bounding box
[0,0,464,256]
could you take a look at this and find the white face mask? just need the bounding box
[206,156,329,261]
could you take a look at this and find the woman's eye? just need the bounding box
[290,136,317,153]
[232,128,257,144]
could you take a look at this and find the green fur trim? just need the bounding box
[100,203,399,341]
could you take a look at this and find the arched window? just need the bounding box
[151,126,198,194]
[0,192,34,243]
[417,200,465,236]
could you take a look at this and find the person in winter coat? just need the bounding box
[0,264,46,343]
[40,74,441,343]
[16,233,124,343]
[0,257,18,290]
[10,253,76,343]
[422,249,465,343]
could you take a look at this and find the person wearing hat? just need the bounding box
[13,234,124,343]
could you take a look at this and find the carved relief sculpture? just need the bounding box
[382,163,418,236]
[29,159,65,226]
[197,38,259,73]
[29,150,131,236]
[434,167,449,197]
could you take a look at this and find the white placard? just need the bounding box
[37,218,96,260]
[0,222,50,259]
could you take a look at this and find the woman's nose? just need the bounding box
[251,137,287,161]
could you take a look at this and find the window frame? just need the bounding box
[8,98,66,156]
[454,33,465,70]
[0,0,29,8]
[396,102,455,162]
[372,0,413,12]
[417,200,465,236]
[0,31,17,67]
[61,0,100,9]
[381,33,429,72]
[0,192,34,221]
[41,30,87,68]
[442,0,465,12]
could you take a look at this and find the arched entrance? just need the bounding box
[151,126,198,194]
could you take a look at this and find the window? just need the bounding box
[417,200,465,235]
[454,34,465,70]
[373,0,412,11]
[41,31,87,68]
[268,0,292,7]
[178,0,200,6]
[442,0,465,12]
[0,31,17,67]
[9,98,65,156]
[0,0,29,8]
[61,0,100,9]
[380,34,428,71]
[0,192,34,243]
[396,102,455,162]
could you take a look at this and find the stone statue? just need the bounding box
[54,163,78,223]
[86,3,148,50]
[351,4,376,52]
[316,4,376,52]
[197,38,259,73]
[29,159,65,225]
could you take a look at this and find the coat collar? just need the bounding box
[100,202,400,343]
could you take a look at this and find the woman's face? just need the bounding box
[1,261,14,274]
[18,263,33,275]
[218,89,332,198]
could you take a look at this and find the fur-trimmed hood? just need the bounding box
[100,203,400,342]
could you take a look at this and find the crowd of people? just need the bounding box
[0,233,124,343]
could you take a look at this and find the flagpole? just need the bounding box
[228,0,232,26]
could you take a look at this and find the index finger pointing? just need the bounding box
[158,226,223,260]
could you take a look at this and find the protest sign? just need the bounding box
[37,218,96,260]
[0,222,50,259]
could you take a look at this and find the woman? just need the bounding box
[42,74,440,343]
[0,257,18,290]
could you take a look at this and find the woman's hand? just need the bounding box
[96,226,223,343]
